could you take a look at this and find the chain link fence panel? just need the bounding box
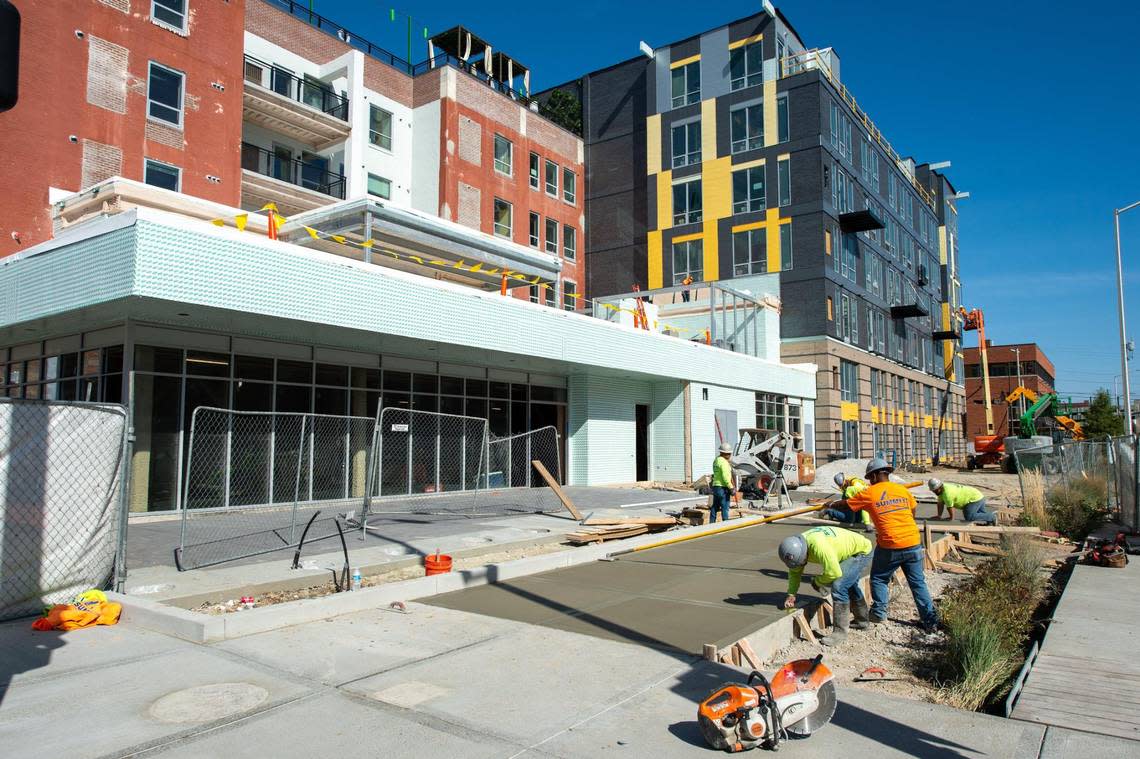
[0,399,129,621]
[1111,436,1138,532]
[177,407,373,571]
[1015,437,1133,527]
[485,426,563,514]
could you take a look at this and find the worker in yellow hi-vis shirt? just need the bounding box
[710,442,735,523]
[778,525,874,646]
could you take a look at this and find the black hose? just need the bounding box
[291,510,321,570]
[334,516,350,591]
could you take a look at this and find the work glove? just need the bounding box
[810,578,831,596]
[783,594,796,609]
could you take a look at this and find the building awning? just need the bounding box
[838,209,885,234]
[279,197,561,290]
[891,303,930,319]
[933,329,962,341]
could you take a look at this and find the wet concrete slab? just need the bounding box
[423,521,826,653]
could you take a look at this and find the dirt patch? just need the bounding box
[761,537,1075,705]
[192,539,577,615]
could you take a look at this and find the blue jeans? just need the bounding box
[821,505,860,524]
[869,544,938,626]
[830,550,872,604]
[963,498,996,525]
[710,486,732,523]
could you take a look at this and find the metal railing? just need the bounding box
[781,48,937,212]
[260,0,412,74]
[413,52,534,106]
[243,54,349,121]
[240,142,346,200]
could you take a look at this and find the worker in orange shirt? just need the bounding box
[681,274,693,302]
[834,457,939,632]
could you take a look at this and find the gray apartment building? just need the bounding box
[545,4,968,464]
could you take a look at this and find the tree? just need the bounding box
[540,89,582,136]
[1082,389,1124,439]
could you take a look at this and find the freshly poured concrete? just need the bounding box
[424,521,823,652]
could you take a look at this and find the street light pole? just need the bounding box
[1114,200,1140,435]
[1013,346,1022,437]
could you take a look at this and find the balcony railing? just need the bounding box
[412,53,534,106]
[241,142,346,200]
[243,54,349,121]
[260,0,412,74]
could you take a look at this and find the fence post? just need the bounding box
[290,415,306,543]
[113,380,135,593]
[1133,434,1140,530]
[179,408,199,558]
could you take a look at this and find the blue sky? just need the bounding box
[310,0,1140,402]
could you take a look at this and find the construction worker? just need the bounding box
[710,442,735,523]
[820,472,872,527]
[835,458,940,632]
[928,478,996,525]
[681,274,693,302]
[778,526,873,646]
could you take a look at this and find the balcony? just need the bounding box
[242,55,351,149]
[890,302,930,320]
[240,142,346,216]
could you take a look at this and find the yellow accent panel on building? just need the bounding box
[871,406,879,423]
[646,114,661,176]
[728,33,763,50]
[672,231,703,244]
[924,415,934,428]
[671,54,700,68]
[731,220,765,234]
[703,156,732,220]
[763,80,778,147]
[702,219,719,281]
[655,171,672,232]
[840,402,860,421]
[938,226,947,265]
[764,208,791,273]
[701,100,717,163]
[648,230,663,289]
[730,157,767,172]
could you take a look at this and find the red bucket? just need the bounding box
[424,553,452,576]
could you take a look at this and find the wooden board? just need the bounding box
[565,524,649,544]
[736,639,762,670]
[793,611,817,643]
[925,524,1039,534]
[581,516,678,526]
[532,460,583,520]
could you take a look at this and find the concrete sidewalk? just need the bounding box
[2,599,1133,758]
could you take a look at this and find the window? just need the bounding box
[732,167,765,214]
[732,229,764,276]
[870,369,881,402]
[545,160,558,196]
[730,41,763,90]
[780,223,793,271]
[756,392,787,431]
[529,285,541,304]
[563,168,576,204]
[672,239,703,284]
[832,165,854,213]
[369,105,392,150]
[529,152,540,190]
[563,225,576,260]
[493,134,512,175]
[367,173,391,199]
[671,121,702,167]
[672,179,702,225]
[545,218,559,253]
[829,100,852,161]
[529,212,540,247]
[827,296,833,320]
[152,0,186,31]
[777,156,791,207]
[144,159,180,191]
[840,359,858,402]
[864,253,883,298]
[861,140,880,192]
[530,283,555,307]
[839,293,858,343]
[671,61,700,108]
[777,95,790,143]
[887,173,898,208]
[562,281,577,311]
[840,234,857,282]
[493,198,512,238]
[730,104,762,153]
[147,62,184,126]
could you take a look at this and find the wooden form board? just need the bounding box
[531,460,583,520]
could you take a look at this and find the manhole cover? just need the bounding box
[149,682,268,723]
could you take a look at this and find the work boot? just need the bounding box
[821,604,850,647]
[850,598,871,630]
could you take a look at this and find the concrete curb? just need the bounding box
[119,515,772,641]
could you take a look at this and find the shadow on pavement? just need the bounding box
[832,701,977,759]
[0,621,65,706]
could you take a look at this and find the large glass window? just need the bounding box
[672,239,703,284]
[144,159,180,191]
[671,61,700,108]
[563,168,576,204]
[493,198,512,238]
[671,121,701,168]
[732,229,764,276]
[369,105,392,150]
[562,281,578,311]
[861,139,880,191]
[829,100,853,161]
[840,359,858,402]
[545,218,558,254]
[563,225,576,260]
[672,179,702,225]
[147,62,184,126]
[730,104,762,154]
[545,159,559,196]
[529,212,540,247]
[730,41,763,90]
[780,223,793,271]
[529,152,540,189]
[755,392,786,431]
[841,234,858,281]
[732,167,765,214]
[493,134,512,175]
[777,156,791,207]
[152,0,187,31]
[832,165,855,213]
[367,173,391,199]
[777,95,790,143]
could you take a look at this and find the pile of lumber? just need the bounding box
[565,516,678,545]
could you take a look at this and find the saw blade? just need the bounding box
[783,681,837,737]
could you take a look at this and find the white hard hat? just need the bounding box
[718,442,733,454]
[833,472,846,489]
[779,535,808,568]
[928,477,943,492]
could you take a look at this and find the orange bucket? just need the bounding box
[424,553,452,576]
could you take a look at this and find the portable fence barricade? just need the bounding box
[0,399,130,621]
[1016,437,1136,527]
[176,407,374,571]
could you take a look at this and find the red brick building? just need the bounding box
[963,342,1055,438]
[0,0,245,258]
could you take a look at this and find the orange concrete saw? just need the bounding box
[697,655,837,752]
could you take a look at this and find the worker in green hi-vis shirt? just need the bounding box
[710,442,736,523]
[928,478,996,524]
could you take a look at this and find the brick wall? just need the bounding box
[458,116,482,165]
[80,140,123,188]
[244,0,352,65]
[86,36,129,113]
[362,58,412,107]
[457,182,481,229]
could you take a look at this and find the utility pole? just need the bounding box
[1013,346,1022,437]
[1114,201,1140,435]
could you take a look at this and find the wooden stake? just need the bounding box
[923,520,934,570]
[793,611,818,643]
[737,639,763,670]
[703,643,719,662]
[531,460,583,520]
